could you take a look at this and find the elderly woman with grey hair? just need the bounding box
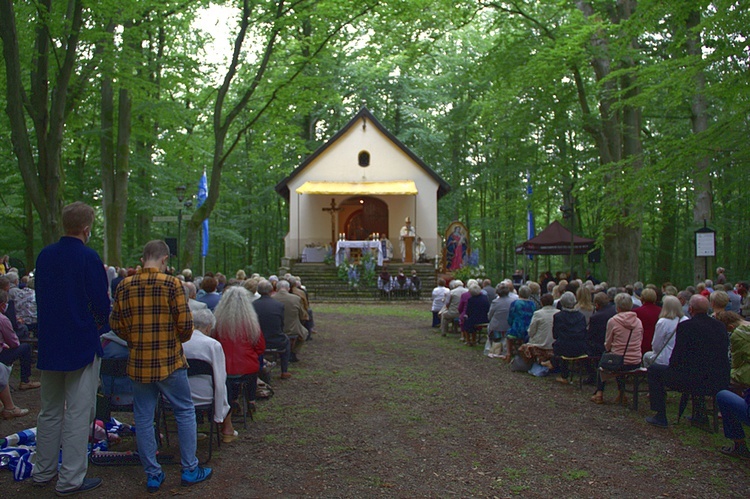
[213,286,266,420]
[590,293,643,405]
[182,308,236,442]
[543,291,588,384]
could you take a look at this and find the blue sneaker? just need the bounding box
[181,466,212,486]
[147,472,165,493]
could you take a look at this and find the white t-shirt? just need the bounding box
[651,316,689,366]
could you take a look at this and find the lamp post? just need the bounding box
[560,204,574,278]
[175,185,193,273]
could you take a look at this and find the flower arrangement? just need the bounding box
[336,251,377,288]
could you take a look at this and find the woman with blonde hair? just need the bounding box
[648,296,688,368]
[575,286,595,325]
[710,290,730,313]
[213,286,266,413]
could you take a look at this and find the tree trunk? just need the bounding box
[0,0,88,245]
[686,8,712,284]
[101,85,132,266]
[24,195,35,268]
[575,0,643,285]
[655,188,677,284]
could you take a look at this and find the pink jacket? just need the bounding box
[605,311,643,366]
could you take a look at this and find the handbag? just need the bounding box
[642,323,679,368]
[599,326,634,371]
[510,354,532,372]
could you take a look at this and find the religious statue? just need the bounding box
[445,223,468,270]
[399,217,417,262]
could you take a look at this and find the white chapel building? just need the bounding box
[275,107,450,262]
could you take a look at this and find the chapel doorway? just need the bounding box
[340,196,389,240]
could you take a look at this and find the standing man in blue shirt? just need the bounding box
[32,202,111,496]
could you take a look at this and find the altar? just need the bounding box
[335,240,383,266]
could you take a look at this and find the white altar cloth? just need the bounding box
[335,241,383,266]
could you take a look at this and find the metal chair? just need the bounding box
[160,359,219,464]
[90,357,157,466]
[226,374,257,429]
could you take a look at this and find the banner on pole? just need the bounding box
[197,172,209,258]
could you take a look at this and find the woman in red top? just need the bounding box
[634,288,661,355]
[213,286,266,422]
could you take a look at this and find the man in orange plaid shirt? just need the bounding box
[111,240,212,493]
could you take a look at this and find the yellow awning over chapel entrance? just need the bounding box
[295,180,418,196]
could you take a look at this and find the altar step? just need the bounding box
[288,262,437,302]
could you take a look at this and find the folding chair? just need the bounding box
[264,347,286,377]
[90,357,145,465]
[160,359,220,464]
[226,374,257,429]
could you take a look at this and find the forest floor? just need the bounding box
[3,301,750,498]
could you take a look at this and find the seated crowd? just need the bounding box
[378,266,422,297]
[1,251,317,490]
[431,269,750,461]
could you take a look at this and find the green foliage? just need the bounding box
[0,1,748,284]
[336,251,376,288]
[451,264,487,284]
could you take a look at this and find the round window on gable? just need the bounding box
[358,151,370,167]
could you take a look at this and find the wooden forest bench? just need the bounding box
[599,367,648,411]
[475,323,488,346]
[561,354,589,390]
[676,392,720,434]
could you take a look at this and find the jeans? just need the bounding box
[0,343,32,382]
[717,389,750,440]
[132,368,198,477]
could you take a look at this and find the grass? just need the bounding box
[502,467,527,480]
[509,484,530,494]
[262,433,282,444]
[317,302,425,320]
[563,469,590,481]
[288,303,745,494]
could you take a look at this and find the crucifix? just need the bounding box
[322,197,341,249]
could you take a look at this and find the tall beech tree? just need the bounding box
[0,0,103,244]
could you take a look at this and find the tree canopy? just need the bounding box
[1,0,747,286]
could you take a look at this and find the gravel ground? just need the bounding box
[2,301,750,498]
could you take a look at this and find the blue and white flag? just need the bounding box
[197,172,209,257]
[526,172,535,259]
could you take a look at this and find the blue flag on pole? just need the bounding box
[197,172,209,257]
[526,172,535,260]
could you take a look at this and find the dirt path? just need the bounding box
[4,302,750,497]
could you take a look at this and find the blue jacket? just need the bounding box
[35,237,111,371]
